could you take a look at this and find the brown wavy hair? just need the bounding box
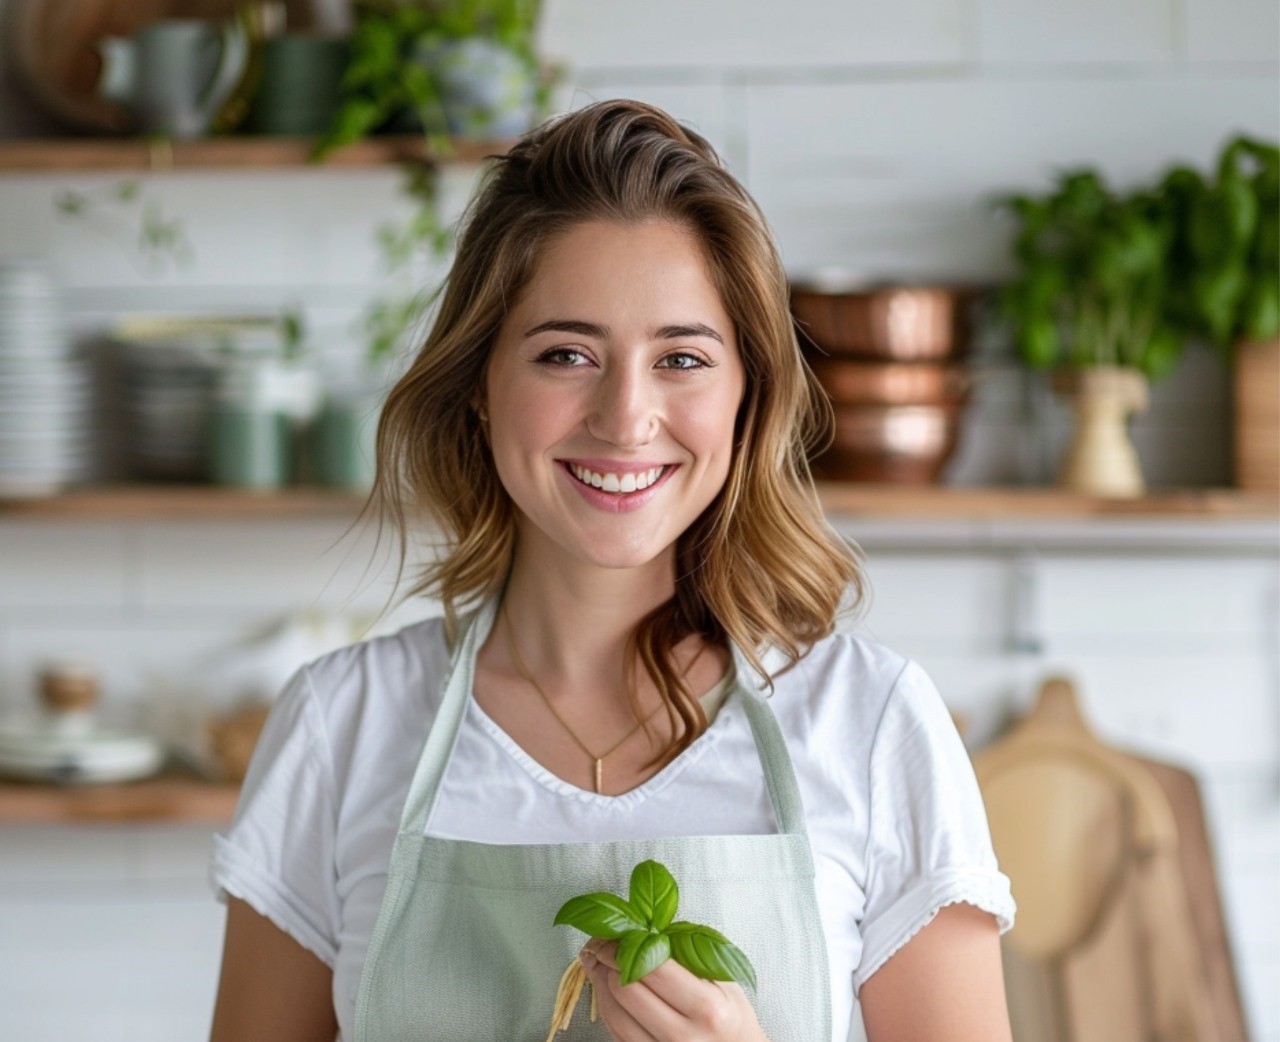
[368,98,866,767]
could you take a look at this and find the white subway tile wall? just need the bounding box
[1184,0,1280,63]
[979,0,1176,64]
[537,0,975,70]
[0,0,1276,1038]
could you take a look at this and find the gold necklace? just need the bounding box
[501,601,702,794]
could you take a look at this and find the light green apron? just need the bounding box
[354,592,833,1041]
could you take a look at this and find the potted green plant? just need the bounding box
[1160,135,1279,492]
[310,0,557,373]
[313,0,547,159]
[996,170,1183,497]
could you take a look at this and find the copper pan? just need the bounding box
[791,285,976,360]
[808,359,971,406]
[813,402,966,485]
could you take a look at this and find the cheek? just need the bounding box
[672,383,742,459]
[487,388,576,494]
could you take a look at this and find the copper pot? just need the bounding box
[791,285,975,359]
[808,359,971,406]
[814,402,966,484]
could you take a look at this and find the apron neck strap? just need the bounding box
[728,639,809,837]
[400,593,810,838]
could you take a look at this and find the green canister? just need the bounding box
[312,385,385,490]
[209,359,321,488]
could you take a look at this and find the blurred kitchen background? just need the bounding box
[0,0,1277,1040]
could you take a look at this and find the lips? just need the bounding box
[557,460,679,513]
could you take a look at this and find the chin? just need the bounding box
[559,529,675,572]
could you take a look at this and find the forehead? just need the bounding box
[509,219,732,328]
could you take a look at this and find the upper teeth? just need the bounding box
[569,464,666,493]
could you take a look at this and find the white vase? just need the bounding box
[1052,366,1149,498]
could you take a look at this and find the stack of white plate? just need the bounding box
[0,717,166,785]
[0,260,94,498]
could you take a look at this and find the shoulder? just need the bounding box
[302,614,450,708]
[766,627,916,737]
[291,613,452,790]
[763,629,967,795]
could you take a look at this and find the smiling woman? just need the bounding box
[208,99,1016,1042]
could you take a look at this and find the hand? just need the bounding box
[579,940,769,1042]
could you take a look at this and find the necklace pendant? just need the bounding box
[594,759,603,794]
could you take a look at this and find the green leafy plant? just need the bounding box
[554,859,757,991]
[1160,135,1280,353]
[361,163,453,366]
[995,170,1184,382]
[311,0,549,162]
[996,136,1280,384]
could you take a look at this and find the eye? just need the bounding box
[535,347,592,367]
[659,351,713,371]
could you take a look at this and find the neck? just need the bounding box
[496,542,678,696]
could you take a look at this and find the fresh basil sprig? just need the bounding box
[553,859,757,992]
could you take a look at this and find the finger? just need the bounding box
[588,943,700,1041]
[617,953,729,1024]
[588,939,619,969]
[588,960,653,1041]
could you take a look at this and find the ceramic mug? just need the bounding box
[245,34,350,135]
[96,19,248,138]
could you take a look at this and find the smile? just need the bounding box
[567,462,667,492]
[557,461,679,513]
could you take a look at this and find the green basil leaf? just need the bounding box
[1192,267,1247,346]
[553,893,646,939]
[628,860,679,930]
[1241,275,1280,341]
[1018,315,1059,369]
[1220,172,1259,249]
[669,924,757,993]
[617,929,671,987]
[1139,326,1184,383]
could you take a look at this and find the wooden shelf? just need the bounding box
[0,762,238,824]
[0,484,371,520]
[815,484,1280,519]
[0,134,513,172]
[0,483,1276,521]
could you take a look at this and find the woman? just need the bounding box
[209,99,1016,1042]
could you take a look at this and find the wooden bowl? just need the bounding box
[205,701,270,783]
[791,285,975,360]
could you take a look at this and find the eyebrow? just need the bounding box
[522,319,725,345]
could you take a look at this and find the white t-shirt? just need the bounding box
[208,616,1016,1042]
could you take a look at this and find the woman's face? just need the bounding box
[483,218,747,574]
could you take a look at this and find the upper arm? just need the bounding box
[209,896,339,1042]
[859,903,1012,1042]
[851,658,1017,998]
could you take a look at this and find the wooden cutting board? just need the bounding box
[975,676,1249,1042]
[5,0,315,132]
[1134,754,1251,1042]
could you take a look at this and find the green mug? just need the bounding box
[245,34,349,135]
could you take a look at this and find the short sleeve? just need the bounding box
[852,659,1016,995]
[207,665,340,968]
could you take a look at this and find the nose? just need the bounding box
[585,361,659,448]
